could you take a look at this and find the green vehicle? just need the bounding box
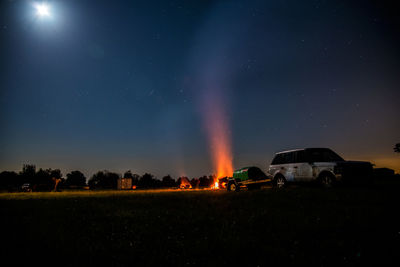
[227,166,272,191]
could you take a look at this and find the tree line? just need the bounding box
[0,164,217,192]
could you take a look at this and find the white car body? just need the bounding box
[268,148,373,184]
[269,160,337,182]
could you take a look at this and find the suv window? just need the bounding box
[271,154,284,165]
[306,149,344,162]
[294,150,307,163]
[283,152,295,164]
[272,152,296,165]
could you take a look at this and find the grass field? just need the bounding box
[1,183,400,266]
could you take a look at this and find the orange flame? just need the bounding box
[208,112,233,180]
[213,181,219,189]
[204,101,234,189]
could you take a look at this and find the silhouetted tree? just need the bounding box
[138,173,160,188]
[50,169,62,179]
[39,169,53,187]
[394,143,400,153]
[123,171,140,186]
[124,170,133,179]
[89,171,120,189]
[161,175,176,187]
[66,171,87,187]
[132,173,140,186]
[31,168,54,191]
[20,164,36,184]
[1,166,63,191]
[139,173,152,188]
[198,175,211,187]
[0,171,19,191]
[190,178,200,188]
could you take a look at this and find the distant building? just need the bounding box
[117,178,132,190]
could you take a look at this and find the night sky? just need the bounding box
[1,0,399,178]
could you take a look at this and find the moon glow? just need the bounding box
[35,3,50,17]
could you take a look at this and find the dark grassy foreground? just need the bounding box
[1,183,400,266]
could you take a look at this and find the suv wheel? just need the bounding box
[227,182,239,192]
[274,176,286,188]
[320,174,334,188]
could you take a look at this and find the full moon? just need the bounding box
[35,3,50,17]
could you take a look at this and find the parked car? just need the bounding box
[227,166,272,191]
[20,183,32,192]
[268,148,373,188]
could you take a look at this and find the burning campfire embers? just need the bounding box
[211,180,219,189]
[211,176,228,190]
[179,177,192,189]
[216,177,228,189]
[178,176,229,190]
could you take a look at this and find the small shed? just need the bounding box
[117,177,133,190]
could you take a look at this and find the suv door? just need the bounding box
[280,152,297,182]
[269,153,283,176]
[293,150,313,181]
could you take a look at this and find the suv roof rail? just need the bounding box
[276,148,305,154]
[276,147,333,154]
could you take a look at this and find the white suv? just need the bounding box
[268,148,373,187]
